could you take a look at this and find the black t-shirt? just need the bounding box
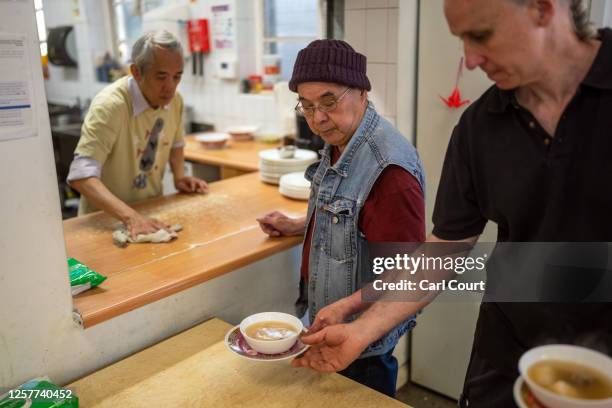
[434,33,612,242]
[432,28,612,404]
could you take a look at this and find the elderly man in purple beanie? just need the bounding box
[282,1,612,407]
[256,39,425,397]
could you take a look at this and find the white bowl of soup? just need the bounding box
[519,344,612,408]
[239,312,302,354]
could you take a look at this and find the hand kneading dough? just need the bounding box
[112,224,183,248]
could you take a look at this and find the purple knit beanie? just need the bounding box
[288,39,371,92]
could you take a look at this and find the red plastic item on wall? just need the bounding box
[187,19,210,53]
[187,19,210,76]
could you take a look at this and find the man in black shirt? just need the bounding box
[290,0,612,406]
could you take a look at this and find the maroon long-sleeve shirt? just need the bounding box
[301,147,425,280]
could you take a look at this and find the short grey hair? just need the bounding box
[131,30,183,73]
[567,0,597,40]
[510,0,597,40]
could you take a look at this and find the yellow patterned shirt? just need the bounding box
[72,76,184,215]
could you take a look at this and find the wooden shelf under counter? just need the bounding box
[66,173,307,328]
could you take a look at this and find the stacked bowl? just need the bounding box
[259,147,317,185]
[279,172,311,201]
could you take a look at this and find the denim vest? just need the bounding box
[304,103,425,358]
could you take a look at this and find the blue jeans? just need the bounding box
[339,348,398,398]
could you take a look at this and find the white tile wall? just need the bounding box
[365,9,388,63]
[387,8,399,63]
[344,0,400,119]
[43,0,279,133]
[366,0,389,9]
[367,62,387,111]
[385,63,397,117]
[175,0,278,132]
[43,0,403,132]
[344,10,367,55]
[43,0,112,105]
[345,0,367,10]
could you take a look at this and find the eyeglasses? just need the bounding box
[295,87,351,117]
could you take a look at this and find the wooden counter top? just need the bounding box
[68,318,409,407]
[184,135,281,172]
[65,173,306,328]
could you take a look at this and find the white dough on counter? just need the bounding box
[112,224,183,248]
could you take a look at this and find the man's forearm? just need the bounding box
[71,177,135,222]
[339,290,371,316]
[353,233,480,344]
[355,299,430,345]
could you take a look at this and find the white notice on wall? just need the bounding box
[212,4,234,50]
[0,33,36,141]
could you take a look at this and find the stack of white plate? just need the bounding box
[259,148,318,185]
[279,172,311,200]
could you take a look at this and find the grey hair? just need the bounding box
[567,0,597,40]
[510,0,597,41]
[131,30,183,73]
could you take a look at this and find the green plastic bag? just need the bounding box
[0,377,78,408]
[68,258,106,296]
